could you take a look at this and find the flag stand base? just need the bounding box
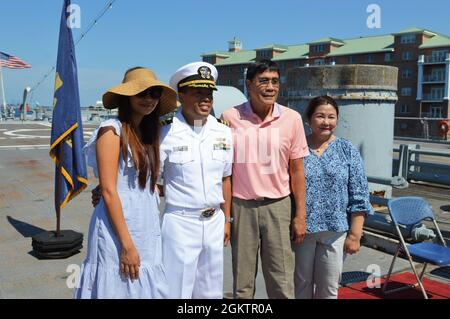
[32,230,83,259]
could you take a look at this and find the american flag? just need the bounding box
[0,51,31,69]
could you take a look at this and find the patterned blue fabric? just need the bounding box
[304,137,374,233]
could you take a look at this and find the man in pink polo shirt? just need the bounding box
[221,59,309,299]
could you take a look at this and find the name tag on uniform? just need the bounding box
[173,145,188,152]
[213,143,230,150]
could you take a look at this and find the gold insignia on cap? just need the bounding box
[198,66,212,79]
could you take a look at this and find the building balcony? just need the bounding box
[420,112,444,119]
[423,55,447,64]
[422,93,445,101]
[422,75,446,83]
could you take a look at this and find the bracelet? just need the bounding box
[225,216,234,223]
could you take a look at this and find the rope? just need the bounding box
[29,0,117,100]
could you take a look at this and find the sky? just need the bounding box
[0,0,449,107]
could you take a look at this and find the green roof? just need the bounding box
[215,50,256,66]
[308,37,345,45]
[256,44,288,51]
[327,35,394,57]
[272,44,309,61]
[204,28,450,66]
[201,51,231,57]
[420,33,450,49]
[392,27,436,36]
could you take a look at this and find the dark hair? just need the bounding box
[305,95,339,121]
[118,66,161,192]
[246,59,280,81]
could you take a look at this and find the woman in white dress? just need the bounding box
[75,67,178,299]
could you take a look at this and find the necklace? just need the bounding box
[313,143,328,154]
[312,136,335,155]
[313,143,328,153]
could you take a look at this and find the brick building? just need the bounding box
[202,28,450,138]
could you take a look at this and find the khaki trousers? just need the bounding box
[231,196,294,299]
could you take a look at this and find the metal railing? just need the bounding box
[424,55,446,64]
[422,74,446,82]
[422,93,445,101]
[367,175,409,189]
[395,117,449,141]
[394,144,450,186]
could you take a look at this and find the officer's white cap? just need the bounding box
[169,61,218,92]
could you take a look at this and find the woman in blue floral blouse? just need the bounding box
[294,95,373,299]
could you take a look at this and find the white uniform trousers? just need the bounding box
[161,208,224,299]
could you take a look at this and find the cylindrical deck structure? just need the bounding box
[286,64,398,196]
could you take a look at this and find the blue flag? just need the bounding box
[50,0,88,210]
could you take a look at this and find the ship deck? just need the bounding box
[0,121,449,299]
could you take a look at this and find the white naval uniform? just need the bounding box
[159,109,233,299]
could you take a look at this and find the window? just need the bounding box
[432,50,447,60]
[401,87,412,96]
[314,59,325,65]
[203,56,214,64]
[315,44,325,53]
[431,68,445,81]
[402,51,412,61]
[400,34,416,44]
[385,53,393,62]
[400,123,408,130]
[431,87,445,100]
[402,69,412,79]
[400,104,410,114]
[366,54,374,63]
[258,50,271,59]
[431,106,442,118]
[347,56,355,64]
[425,50,448,63]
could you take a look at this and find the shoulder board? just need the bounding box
[216,118,230,127]
[160,117,173,126]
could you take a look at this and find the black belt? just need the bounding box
[200,208,216,218]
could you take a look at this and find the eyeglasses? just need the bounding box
[136,87,163,99]
[256,77,280,87]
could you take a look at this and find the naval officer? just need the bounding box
[159,61,233,299]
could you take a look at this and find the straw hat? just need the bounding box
[102,68,178,115]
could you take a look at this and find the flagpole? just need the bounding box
[55,143,62,238]
[31,0,86,259]
[0,64,7,121]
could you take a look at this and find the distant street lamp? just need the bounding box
[21,86,31,122]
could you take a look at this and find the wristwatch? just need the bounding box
[225,216,234,223]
